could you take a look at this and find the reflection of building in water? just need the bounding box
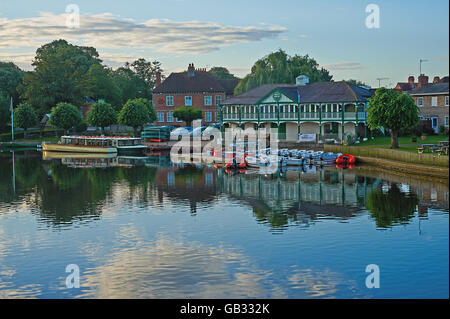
[58,156,152,168]
[154,165,220,214]
[219,168,378,212]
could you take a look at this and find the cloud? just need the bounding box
[0,12,286,69]
[321,62,363,70]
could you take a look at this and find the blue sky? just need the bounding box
[0,0,448,88]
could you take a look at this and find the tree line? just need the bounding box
[3,40,416,148]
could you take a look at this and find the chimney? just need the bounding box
[433,76,440,84]
[408,76,415,84]
[155,71,161,87]
[187,63,195,77]
[418,74,428,87]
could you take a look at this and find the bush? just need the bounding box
[439,125,446,135]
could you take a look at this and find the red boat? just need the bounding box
[336,154,356,165]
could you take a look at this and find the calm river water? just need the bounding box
[0,150,448,299]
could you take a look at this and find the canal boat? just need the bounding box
[42,136,147,154]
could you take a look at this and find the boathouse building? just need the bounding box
[219,76,373,143]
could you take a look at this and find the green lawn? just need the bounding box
[355,135,449,153]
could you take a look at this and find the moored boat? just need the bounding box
[42,136,147,154]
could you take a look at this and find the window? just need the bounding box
[205,111,212,122]
[185,96,192,106]
[445,116,449,127]
[204,96,212,106]
[167,111,173,123]
[157,112,165,122]
[418,97,423,107]
[215,95,221,106]
[166,96,174,106]
[445,96,449,106]
[215,111,218,122]
[431,96,438,107]
[176,117,182,123]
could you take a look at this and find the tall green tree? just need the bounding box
[367,88,419,148]
[14,103,39,137]
[20,39,102,115]
[118,98,155,137]
[84,64,122,110]
[130,58,163,89]
[111,65,151,103]
[86,102,117,134]
[209,67,239,80]
[49,102,83,134]
[234,49,332,95]
[0,62,25,103]
[173,107,203,126]
[0,95,11,131]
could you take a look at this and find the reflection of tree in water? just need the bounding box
[36,162,120,225]
[117,165,157,205]
[0,152,42,203]
[366,183,418,228]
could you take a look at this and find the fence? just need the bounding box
[324,145,449,168]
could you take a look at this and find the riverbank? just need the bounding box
[324,144,449,179]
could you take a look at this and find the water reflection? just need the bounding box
[366,183,419,228]
[0,151,448,230]
[0,151,448,299]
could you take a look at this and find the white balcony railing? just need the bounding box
[222,111,367,121]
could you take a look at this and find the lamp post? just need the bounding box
[10,97,14,141]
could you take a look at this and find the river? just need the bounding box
[0,150,448,298]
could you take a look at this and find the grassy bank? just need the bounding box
[354,135,448,153]
[324,144,449,168]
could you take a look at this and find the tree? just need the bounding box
[20,39,102,115]
[0,62,25,103]
[84,64,122,110]
[173,107,203,126]
[130,58,163,90]
[49,102,82,134]
[111,65,151,103]
[234,49,332,95]
[0,95,10,131]
[367,88,419,148]
[86,102,117,134]
[13,103,38,137]
[118,98,155,137]
[209,67,239,80]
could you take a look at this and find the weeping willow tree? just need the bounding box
[234,49,333,95]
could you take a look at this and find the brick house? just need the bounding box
[152,63,239,127]
[394,74,448,93]
[408,78,449,133]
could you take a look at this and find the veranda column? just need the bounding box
[319,103,322,141]
[341,103,345,141]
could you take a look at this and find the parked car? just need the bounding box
[170,127,193,141]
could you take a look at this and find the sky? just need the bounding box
[0,0,448,88]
